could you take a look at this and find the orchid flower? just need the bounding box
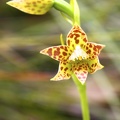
[40,25,105,84]
[7,0,54,15]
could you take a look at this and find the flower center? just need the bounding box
[69,45,88,61]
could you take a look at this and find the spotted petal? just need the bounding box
[74,70,88,84]
[87,57,104,73]
[40,45,70,61]
[67,25,88,51]
[85,42,105,59]
[7,0,54,15]
[72,61,88,84]
[51,61,72,81]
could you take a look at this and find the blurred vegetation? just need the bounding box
[0,0,120,120]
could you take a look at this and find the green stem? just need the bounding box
[53,0,73,19]
[53,0,80,25]
[72,74,90,120]
[73,0,80,25]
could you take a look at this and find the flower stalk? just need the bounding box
[54,0,73,18]
[72,73,90,120]
[54,0,80,25]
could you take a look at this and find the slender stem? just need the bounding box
[53,0,80,26]
[72,74,90,120]
[73,0,80,25]
[53,0,73,19]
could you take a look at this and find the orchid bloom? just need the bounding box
[41,25,105,84]
[7,0,54,15]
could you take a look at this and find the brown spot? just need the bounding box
[70,68,72,71]
[86,50,91,54]
[77,67,81,71]
[93,52,97,55]
[83,71,87,73]
[54,50,60,56]
[81,32,85,35]
[32,2,37,6]
[74,33,80,40]
[54,48,60,57]
[31,8,35,11]
[91,64,94,67]
[85,66,87,70]
[60,46,64,49]
[87,43,89,45]
[95,63,97,66]
[64,47,68,51]
[97,45,102,50]
[92,56,95,59]
[67,73,70,77]
[63,52,67,56]
[37,10,41,13]
[73,26,76,29]
[59,55,62,58]
[75,39,79,44]
[72,44,74,48]
[63,63,66,65]
[81,44,83,47]
[74,68,77,70]
[47,48,52,56]
[67,39,70,46]
[93,46,97,51]
[64,67,68,71]
[83,38,87,42]
[68,33,74,38]
[74,26,79,29]
[89,44,92,48]
[57,47,60,51]
[60,67,63,70]
[37,1,41,3]
[73,29,80,33]
[86,46,89,50]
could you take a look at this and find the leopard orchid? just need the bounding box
[7,0,54,15]
[6,0,105,119]
[40,25,105,84]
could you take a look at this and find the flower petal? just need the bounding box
[7,0,54,15]
[67,25,88,51]
[51,61,72,81]
[85,42,105,59]
[74,70,88,84]
[72,61,88,84]
[40,45,70,61]
[87,57,104,73]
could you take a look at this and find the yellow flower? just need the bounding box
[40,25,105,84]
[7,0,54,15]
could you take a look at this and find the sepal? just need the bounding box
[7,0,54,15]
